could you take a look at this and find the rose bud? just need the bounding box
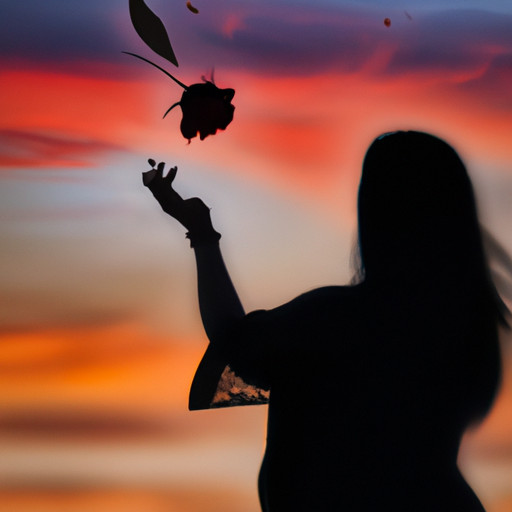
[178,82,235,141]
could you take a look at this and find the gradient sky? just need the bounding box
[1,1,512,511]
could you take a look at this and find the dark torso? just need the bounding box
[257,283,495,511]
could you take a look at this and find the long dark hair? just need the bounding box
[356,131,508,327]
[354,131,508,423]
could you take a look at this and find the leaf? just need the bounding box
[129,0,179,67]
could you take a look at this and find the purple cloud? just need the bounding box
[3,0,512,88]
[166,4,512,86]
[381,10,512,77]
[0,0,122,65]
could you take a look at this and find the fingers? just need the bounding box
[165,166,178,183]
[143,159,162,187]
[143,159,178,188]
[158,162,178,182]
[149,160,176,178]
[155,161,165,179]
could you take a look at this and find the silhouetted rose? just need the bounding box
[178,82,235,141]
[126,1,235,143]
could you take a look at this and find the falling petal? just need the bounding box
[384,18,391,27]
[129,0,179,67]
[186,1,199,14]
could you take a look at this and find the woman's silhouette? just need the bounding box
[144,131,508,511]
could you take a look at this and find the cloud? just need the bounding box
[0,230,192,333]
[0,411,172,441]
[0,0,123,65]
[4,0,511,84]
[2,0,511,151]
[162,3,512,82]
[381,10,512,78]
[0,322,203,414]
[194,6,377,76]
[455,53,512,109]
[0,69,158,158]
[0,487,260,512]
[0,129,123,168]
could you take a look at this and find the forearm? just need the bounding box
[141,161,244,339]
[193,243,245,343]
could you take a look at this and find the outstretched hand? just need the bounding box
[143,160,220,246]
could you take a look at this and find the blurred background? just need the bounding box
[1,0,511,510]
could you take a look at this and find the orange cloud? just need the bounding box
[0,323,203,415]
[0,487,258,512]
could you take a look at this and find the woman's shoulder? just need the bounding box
[298,283,364,299]
[254,284,364,324]
[292,283,365,308]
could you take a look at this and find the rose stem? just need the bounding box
[122,51,188,90]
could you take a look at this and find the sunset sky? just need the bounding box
[1,1,512,511]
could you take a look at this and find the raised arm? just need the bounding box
[143,160,245,342]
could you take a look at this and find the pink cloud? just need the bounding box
[0,129,121,168]
[221,13,246,39]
